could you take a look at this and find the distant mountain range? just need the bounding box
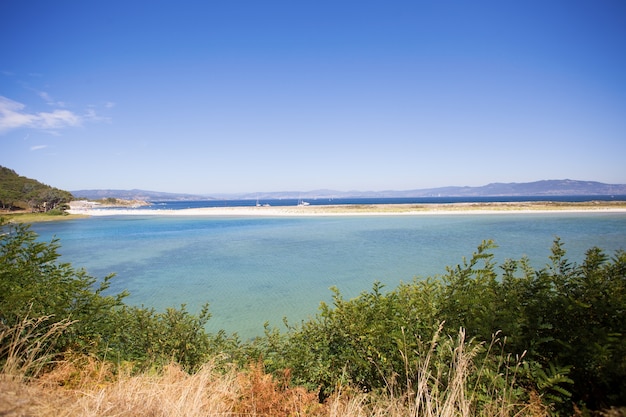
[72,179,626,201]
[71,189,205,201]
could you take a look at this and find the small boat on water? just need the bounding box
[256,197,271,207]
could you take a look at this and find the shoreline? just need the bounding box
[67,201,626,217]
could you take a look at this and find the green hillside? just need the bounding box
[0,166,73,212]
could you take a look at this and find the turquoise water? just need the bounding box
[31,213,626,338]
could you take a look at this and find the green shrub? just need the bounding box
[0,220,127,354]
[271,239,626,413]
[0,219,226,372]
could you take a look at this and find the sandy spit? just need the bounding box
[67,202,626,217]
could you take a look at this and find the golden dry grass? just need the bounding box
[0,366,552,417]
[4,364,552,417]
[0,325,552,417]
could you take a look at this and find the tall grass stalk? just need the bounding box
[401,325,480,417]
[0,311,74,378]
[376,325,547,417]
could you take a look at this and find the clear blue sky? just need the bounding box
[1,1,625,194]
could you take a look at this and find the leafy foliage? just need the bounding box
[106,303,217,371]
[0,221,126,352]
[269,239,626,413]
[0,166,73,212]
[0,219,231,371]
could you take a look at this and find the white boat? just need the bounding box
[256,197,270,207]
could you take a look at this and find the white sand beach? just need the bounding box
[67,201,626,217]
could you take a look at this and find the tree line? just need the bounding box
[0,166,73,212]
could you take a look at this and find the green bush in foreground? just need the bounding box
[1,218,625,414]
[0,219,228,372]
[273,239,626,413]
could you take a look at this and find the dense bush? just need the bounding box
[0,221,125,352]
[0,219,228,371]
[268,240,626,413]
[2,218,624,414]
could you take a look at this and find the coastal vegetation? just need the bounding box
[0,166,151,223]
[0,166,73,213]
[92,197,149,207]
[1,218,625,415]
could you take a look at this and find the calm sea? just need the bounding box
[31,203,626,339]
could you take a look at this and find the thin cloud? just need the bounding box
[34,89,66,107]
[38,90,53,102]
[39,109,81,127]
[30,144,48,151]
[84,107,111,123]
[0,95,83,134]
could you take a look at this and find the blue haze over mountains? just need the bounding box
[72,179,626,201]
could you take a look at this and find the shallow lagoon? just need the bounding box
[31,212,626,338]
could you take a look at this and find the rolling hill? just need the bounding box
[72,179,626,201]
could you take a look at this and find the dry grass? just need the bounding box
[0,362,549,417]
[0,321,550,417]
[2,361,321,417]
[0,313,76,416]
[0,312,75,378]
[234,363,326,416]
[62,362,238,416]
